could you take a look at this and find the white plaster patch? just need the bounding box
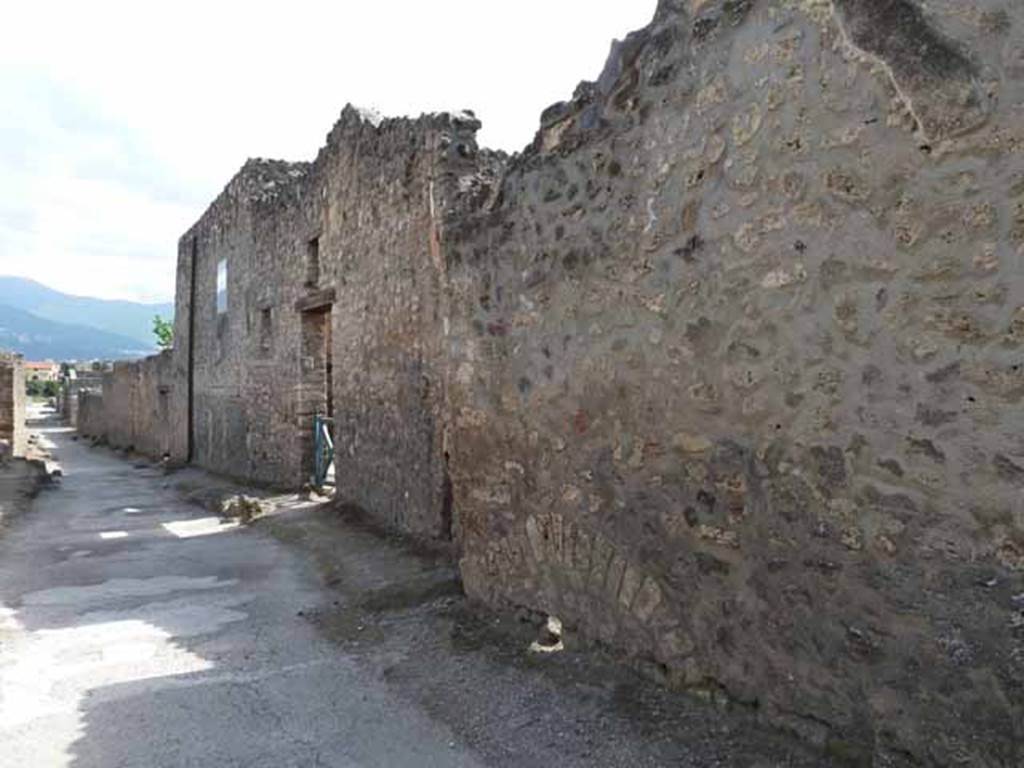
[161,517,240,539]
[761,264,807,289]
[455,362,475,386]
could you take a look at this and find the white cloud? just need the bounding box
[0,1,657,303]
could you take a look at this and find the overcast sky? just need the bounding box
[0,1,657,304]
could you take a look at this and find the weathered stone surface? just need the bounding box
[169,108,496,539]
[58,365,104,428]
[446,1,1024,764]
[77,352,175,459]
[87,1,1024,761]
[0,352,26,458]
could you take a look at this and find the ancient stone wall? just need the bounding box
[83,0,1024,759]
[76,352,176,458]
[173,161,286,482]
[173,109,486,537]
[133,352,175,458]
[0,352,26,457]
[317,111,487,538]
[76,389,104,441]
[104,362,136,450]
[444,1,1024,763]
[60,368,105,427]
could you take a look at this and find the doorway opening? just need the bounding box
[299,306,333,488]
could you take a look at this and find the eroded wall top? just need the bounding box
[445,1,1024,764]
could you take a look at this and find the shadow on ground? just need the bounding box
[0,415,835,767]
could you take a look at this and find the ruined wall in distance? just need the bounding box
[76,390,105,442]
[133,351,175,458]
[104,362,136,450]
[76,352,176,459]
[0,353,26,457]
[445,1,1024,764]
[61,369,105,428]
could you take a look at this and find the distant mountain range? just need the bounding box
[0,277,173,361]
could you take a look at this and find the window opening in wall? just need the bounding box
[305,236,320,288]
[259,308,273,353]
[216,258,228,314]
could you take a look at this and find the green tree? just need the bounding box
[26,380,59,399]
[153,315,174,350]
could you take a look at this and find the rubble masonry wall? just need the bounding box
[445,1,1024,763]
[0,352,26,457]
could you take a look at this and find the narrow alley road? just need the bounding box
[0,414,832,768]
[0,417,485,768]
